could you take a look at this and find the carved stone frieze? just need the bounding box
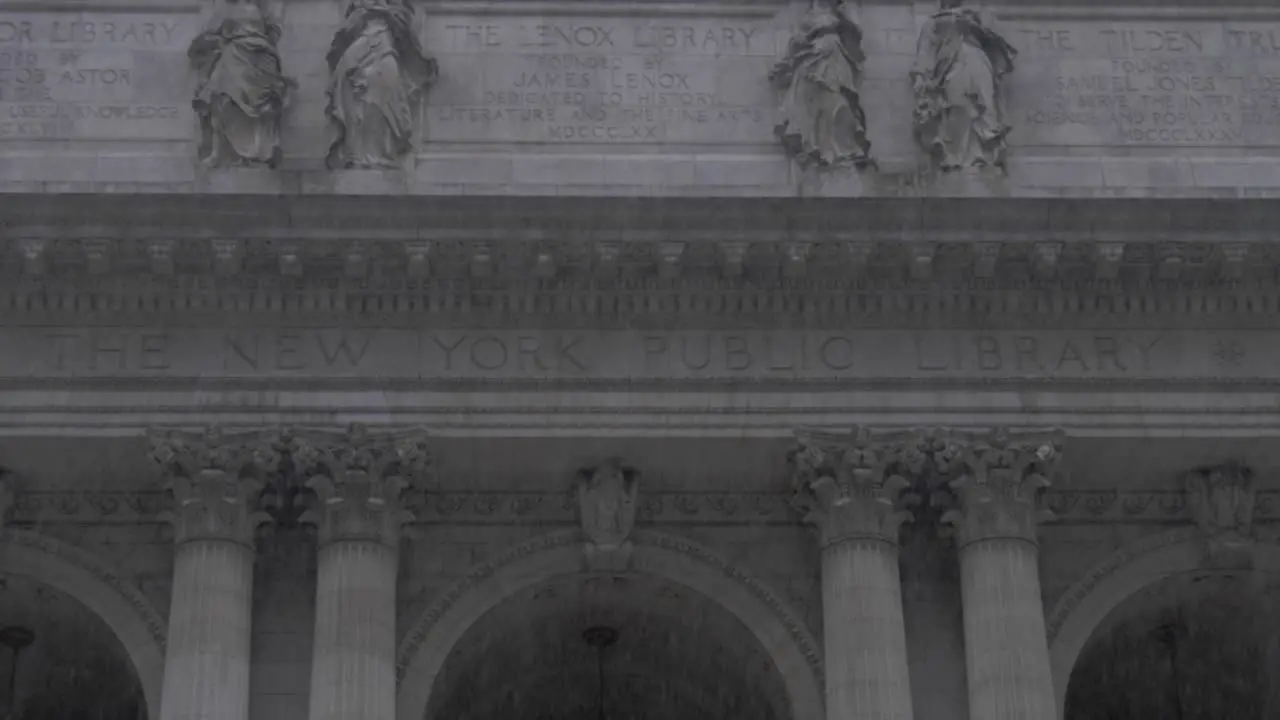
[788,427,921,546]
[933,428,1063,547]
[147,426,280,545]
[291,424,433,547]
[188,0,294,168]
[576,459,640,571]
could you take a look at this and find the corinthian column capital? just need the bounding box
[292,424,433,547]
[789,427,923,547]
[147,426,280,546]
[934,428,1062,547]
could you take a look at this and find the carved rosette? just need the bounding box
[293,424,433,547]
[147,426,279,546]
[934,429,1061,547]
[575,458,640,571]
[788,428,922,547]
[1184,461,1257,564]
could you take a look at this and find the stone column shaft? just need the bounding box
[310,540,398,720]
[161,540,255,720]
[295,426,431,720]
[822,537,914,720]
[938,430,1061,720]
[149,428,277,720]
[957,538,1054,720]
[791,430,918,720]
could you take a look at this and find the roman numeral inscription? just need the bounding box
[0,328,1259,380]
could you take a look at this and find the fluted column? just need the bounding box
[294,425,432,720]
[791,428,919,720]
[936,430,1061,720]
[148,428,277,720]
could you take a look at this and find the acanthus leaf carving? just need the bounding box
[147,426,279,546]
[292,423,433,547]
[788,426,922,547]
[932,427,1062,547]
[1184,461,1258,566]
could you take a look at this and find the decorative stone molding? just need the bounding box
[292,424,433,547]
[788,427,921,546]
[575,458,640,571]
[147,426,280,546]
[934,428,1062,547]
[0,528,168,720]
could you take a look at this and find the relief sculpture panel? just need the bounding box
[0,11,196,140]
[1008,21,1280,147]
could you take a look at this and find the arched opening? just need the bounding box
[424,573,791,720]
[1064,570,1280,719]
[0,573,147,720]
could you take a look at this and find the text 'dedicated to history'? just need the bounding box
[1009,21,1280,146]
[0,12,196,140]
[424,16,778,144]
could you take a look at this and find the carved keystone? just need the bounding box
[658,242,685,280]
[594,242,621,278]
[1219,243,1250,281]
[278,244,302,276]
[720,241,748,277]
[973,242,1003,280]
[344,244,368,279]
[469,244,493,278]
[83,239,113,276]
[1156,242,1185,281]
[789,427,923,547]
[933,428,1062,547]
[908,244,937,282]
[404,242,432,278]
[1184,461,1257,566]
[533,250,558,279]
[576,458,640,572]
[784,242,811,279]
[846,242,875,277]
[147,426,280,546]
[292,424,433,547]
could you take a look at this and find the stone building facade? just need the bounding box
[0,1,1279,720]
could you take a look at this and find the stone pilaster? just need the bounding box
[293,425,432,720]
[148,427,278,720]
[935,429,1061,720]
[790,428,920,720]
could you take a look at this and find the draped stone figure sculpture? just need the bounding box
[768,0,872,169]
[576,459,640,571]
[909,0,1017,171]
[188,0,292,168]
[325,0,438,169]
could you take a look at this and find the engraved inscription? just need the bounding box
[0,13,195,140]
[1010,22,1280,146]
[0,329,1253,381]
[426,17,777,144]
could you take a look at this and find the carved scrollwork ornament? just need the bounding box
[788,427,922,547]
[933,428,1062,548]
[147,426,279,546]
[575,458,640,572]
[1183,461,1258,567]
[291,424,433,547]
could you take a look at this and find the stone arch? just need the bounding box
[1044,527,1280,719]
[395,528,824,720]
[0,528,167,720]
